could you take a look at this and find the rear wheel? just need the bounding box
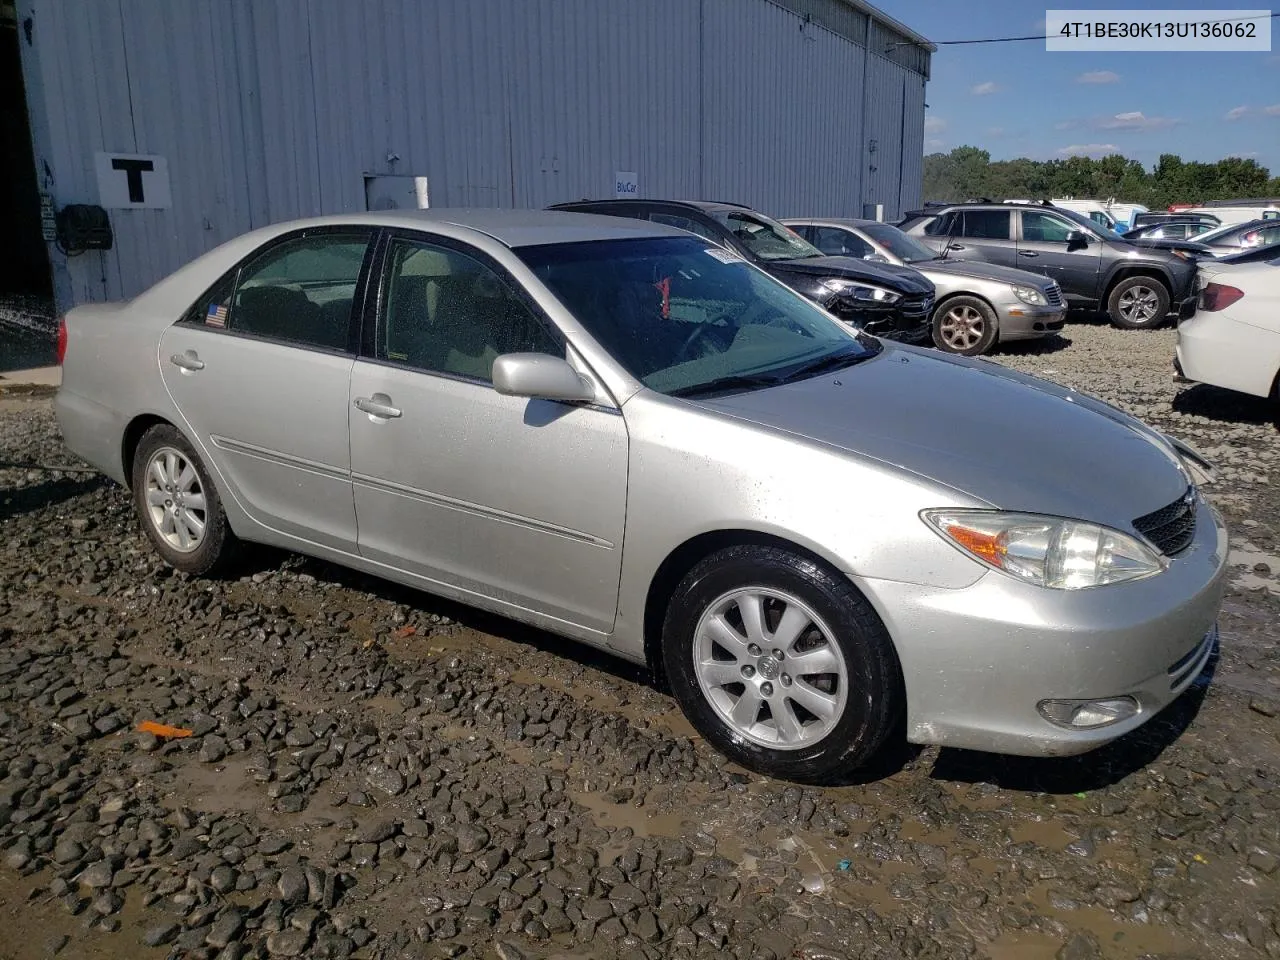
[1107,276,1170,329]
[131,424,235,575]
[661,545,903,783]
[931,296,999,355]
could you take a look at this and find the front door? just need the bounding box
[1016,210,1103,301]
[159,228,375,550]
[348,233,629,633]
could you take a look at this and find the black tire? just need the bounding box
[131,424,236,575]
[931,295,999,356]
[1107,276,1171,329]
[661,545,904,783]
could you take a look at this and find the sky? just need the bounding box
[873,1,1280,173]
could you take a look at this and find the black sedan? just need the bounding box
[548,199,936,343]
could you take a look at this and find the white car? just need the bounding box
[1176,258,1280,399]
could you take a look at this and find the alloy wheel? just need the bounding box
[144,446,208,553]
[692,587,848,750]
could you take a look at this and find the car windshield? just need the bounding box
[711,211,825,262]
[858,223,939,263]
[516,236,876,397]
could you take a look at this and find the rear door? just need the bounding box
[1015,210,1103,300]
[924,210,1016,267]
[159,228,375,551]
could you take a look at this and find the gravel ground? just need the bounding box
[0,320,1278,960]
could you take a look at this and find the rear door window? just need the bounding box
[811,227,874,258]
[960,210,1011,240]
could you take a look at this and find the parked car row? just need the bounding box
[54,205,1230,783]
[551,198,1066,356]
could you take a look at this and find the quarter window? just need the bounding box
[381,238,561,382]
[190,232,371,351]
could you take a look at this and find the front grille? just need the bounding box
[899,295,932,318]
[1133,488,1197,557]
[1045,283,1064,307]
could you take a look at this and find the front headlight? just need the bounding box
[921,510,1167,589]
[821,278,901,304]
[1013,285,1047,306]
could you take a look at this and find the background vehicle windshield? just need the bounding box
[712,211,824,262]
[859,223,939,263]
[517,237,868,396]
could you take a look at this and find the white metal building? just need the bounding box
[14,0,932,311]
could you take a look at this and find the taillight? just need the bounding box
[56,317,68,365]
[1199,282,1244,312]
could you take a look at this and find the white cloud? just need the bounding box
[1057,143,1119,157]
[925,138,946,150]
[1225,106,1249,121]
[1076,70,1119,84]
[1054,120,1079,131]
[1264,104,1280,116]
[1098,110,1181,131]
[924,116,947,133]
[970,81,999,95]
[987,127,1005,137]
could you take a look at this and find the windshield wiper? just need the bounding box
[775,345,878,384]
[667,372,785,398]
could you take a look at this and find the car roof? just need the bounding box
[247,208,686,247]
[781,217,886,229]
[551,198,755,215]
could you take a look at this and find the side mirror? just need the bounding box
[492,353,596,403]
[1066,230,1089,252]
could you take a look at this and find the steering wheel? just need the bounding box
[673,323,722,364]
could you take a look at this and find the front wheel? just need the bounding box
[932,296,999,355]
[1107,276,1170,329]
[661,545,904,783]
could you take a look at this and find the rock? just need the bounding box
[77,861,115,889]
[1056,932,1100,960]
[455,825,489,855]
[356,819,398,844]
[142,923,180,947]
[266,929,312,956]
[277,866,309,905]
[53,839,85,864]
[200,736,228,763]
[207,910,245,949]
[495,943,529,960]
[313,933,355,959]
[365,765,404,797]
[1250,698,1278,718]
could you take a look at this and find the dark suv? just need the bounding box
[898,202,1199,329]
[548,199,936,342]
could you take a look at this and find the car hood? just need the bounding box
[697,346,1190,530]
[771,256,934,295]
[910,258,1055,289]
[1127,238,1214,255]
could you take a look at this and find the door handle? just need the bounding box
[354,394,402,420]
[169,351,205,372]
[1018,251,1039,258]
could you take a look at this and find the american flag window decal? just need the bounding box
[205,302,228,328]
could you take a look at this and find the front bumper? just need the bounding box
[829,295,933,344]
[992,302,1066,342]
[856,494,1229,757]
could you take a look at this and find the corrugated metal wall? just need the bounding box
[17,0,928,309]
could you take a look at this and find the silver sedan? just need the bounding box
[784,218,1066,355]
[55,210,1226,783]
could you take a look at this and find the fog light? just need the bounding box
[1037,696,1139,729]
